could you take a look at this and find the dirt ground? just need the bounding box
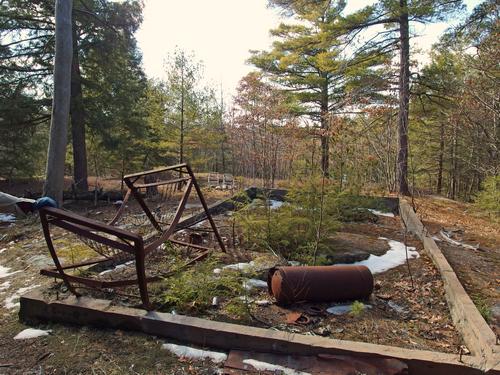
[414,196,500,335]
[0,188,232,375]
[0,188,495,374]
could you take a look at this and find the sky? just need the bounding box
[136,0,482,100]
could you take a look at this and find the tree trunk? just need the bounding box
[397,0,410,196]
[70,19,88,192]
[320,75,329,177]
[219,89,226,173]
[179,67,184,166]
[44,0,73,205]
[178,65,185,190]
[437,122,444,194]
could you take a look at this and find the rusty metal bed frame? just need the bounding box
[39,163,226,310]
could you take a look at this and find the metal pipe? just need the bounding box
[267,265,373,305]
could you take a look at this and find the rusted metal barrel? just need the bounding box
[267,265,373,305]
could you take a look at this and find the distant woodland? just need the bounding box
[0,0,498,210]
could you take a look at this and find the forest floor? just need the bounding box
[0,186,497,374]
[414,195,500,335]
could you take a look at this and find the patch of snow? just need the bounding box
[14,328,52,340]
[327,303,372,315]
[223,261,255,272]
[4,284,40,309]
[0,281,10,292]
[243,278,268,290]
[213,268,222,275]
[367,209,395,218]
[269,200,284,210]
[0,265,21,279]
[162,343,227,363]
[238,296,254,303]
[99,260,134,275]
[336,237,419,274]
[0,214,16,223]
[243,359,311,375]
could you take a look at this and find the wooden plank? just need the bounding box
[399,199,499,371]
[20,291,485,375]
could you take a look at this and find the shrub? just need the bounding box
[235,178,340,263]
[161,258,244,314]
[474,175,500,220]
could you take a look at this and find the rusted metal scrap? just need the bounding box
[39,163,225,310]
[223,350,408,375]
[268,265,373,305]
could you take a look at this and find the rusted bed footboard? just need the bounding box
[39,206,154,309]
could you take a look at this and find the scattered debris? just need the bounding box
[337,237,419,274]
[387,301,409,315]
[286,312,311,325]
[439,229,479,251]
[14,328,52,340]
[161,343,227,363]
[254,299,271,306]
[224,350,408,375]
[243,359,311,375]
[211,297,219,307]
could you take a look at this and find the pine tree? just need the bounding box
[250,0,387,177]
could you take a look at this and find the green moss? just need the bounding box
[472,294,492,322]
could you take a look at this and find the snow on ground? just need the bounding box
[222,261,255,272]
[161,343,227,363]
[242,278,268,290]
[243,359,311,375]
[327,303,372,315]
[337,237,419,274]
[14,328,52,340]
[0,214,16,223]
[0,281,11,292]
[367,209,395,218]
[4,284,40,309]
[0,265,20,279]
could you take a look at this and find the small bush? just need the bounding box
[235,178,340,263]
[474,175,500,220]
[161,259,244,314]
[350,301,365,316]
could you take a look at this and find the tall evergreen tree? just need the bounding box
[337,0,464,195]
[251,0,387,177]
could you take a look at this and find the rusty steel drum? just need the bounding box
[267,265,373,305]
